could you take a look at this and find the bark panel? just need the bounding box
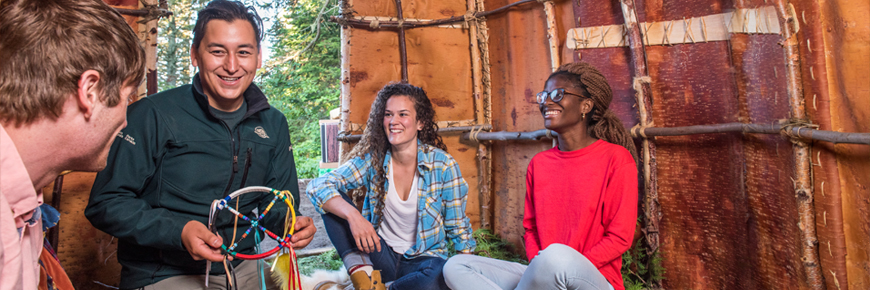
[811,0,870,287]
[47,173,121,290]
[731,32,808,289]
[646,41,750,289]
[484,0,553,248]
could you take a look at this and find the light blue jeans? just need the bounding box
[443,243,614,290]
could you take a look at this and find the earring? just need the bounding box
[582,112,586,119]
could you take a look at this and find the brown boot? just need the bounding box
[370,271,386,290]
[349,270,386,290]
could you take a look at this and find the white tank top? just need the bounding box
[378,159,419,254]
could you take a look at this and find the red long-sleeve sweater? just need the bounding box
[523,140,638,290]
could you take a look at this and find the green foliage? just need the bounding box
[157,0,204,91]
[621,224,665,290]
[257,0,341,179]
[447,229,528,265]
[297,249,343,276]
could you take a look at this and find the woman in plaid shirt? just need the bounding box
[307,83,476,290]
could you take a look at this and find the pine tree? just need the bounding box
[258,0,341,178]
[156,0,201,91]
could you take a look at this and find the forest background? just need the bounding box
[158,0,339,179]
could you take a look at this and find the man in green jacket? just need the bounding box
[85,1,316,289]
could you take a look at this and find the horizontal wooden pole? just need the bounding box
[445,122,869,145]
[634,122,870,145]
[113,7,172,17]
[338,125,492,142]
[331,0,537,30]
[461,129,557,141]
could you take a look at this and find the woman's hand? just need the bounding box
[348,213,381,253]
[321,195,382,253]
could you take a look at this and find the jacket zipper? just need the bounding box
[221,124,239,197]
[239,148,252,187]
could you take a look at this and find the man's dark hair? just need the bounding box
[192,0,264,49]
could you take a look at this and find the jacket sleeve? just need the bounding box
[440,155,476,253]
[260,116,298,232]
[583,160,639,268]
[523,160,541,260]
[306,155,372,215]
[85,100,190,251]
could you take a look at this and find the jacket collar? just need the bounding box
[192,73,271,120]
[383,139,435,173]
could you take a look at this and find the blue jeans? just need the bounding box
[322,192,448,290]
[443,244,614,290]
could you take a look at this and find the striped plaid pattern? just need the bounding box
[307,141,476,259]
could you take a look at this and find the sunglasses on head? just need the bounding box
[536,88,584,104]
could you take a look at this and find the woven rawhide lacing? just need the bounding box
[206,186,302,290]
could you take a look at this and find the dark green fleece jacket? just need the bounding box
[85,75,300,289]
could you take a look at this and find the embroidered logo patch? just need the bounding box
[254,126,269,139]
[117,131,136,145]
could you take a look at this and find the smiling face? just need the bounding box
[191,19,261,111]
[383,95,423,150]
[540,76,592,133]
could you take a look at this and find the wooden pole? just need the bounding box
[395,0,408,83]
[773,0,825,288]
[332,0,538,30]
[338,0,354,161]
[477,0,494,231]
[633,123,870,144]
[467,0,492,230]
[541,1,560,71]
[140,0,159,96]
[339,125,493,142]
[48,175,64,250]
[619,0,660,263]
[337,122,869,144]
[461,129,556,141]
[112,7,171,17]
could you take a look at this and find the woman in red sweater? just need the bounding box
[444,62,639,290]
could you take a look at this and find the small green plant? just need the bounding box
[621,222,665,290]
[448,229,528,265]
[297,249,343,276]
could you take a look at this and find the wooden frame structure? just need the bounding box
[335,0,868,289]
[45,0,867,289]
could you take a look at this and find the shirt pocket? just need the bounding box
[423,195,443,227]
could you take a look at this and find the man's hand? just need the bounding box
[181,220,226,262]
[290,216,316,249]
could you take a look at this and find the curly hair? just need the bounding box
[348,82,445,228]
[548,62,639,163]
